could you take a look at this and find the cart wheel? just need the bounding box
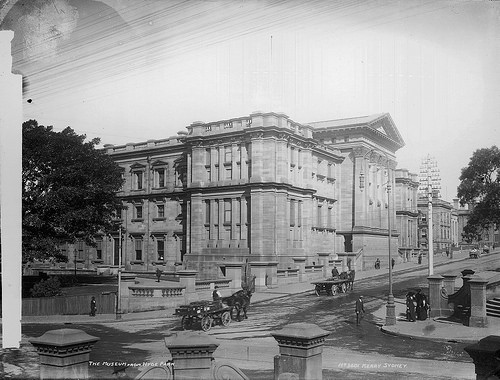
[315,286,321,296]
[201,316,212,331]
[221,311,231,326]
[181,316,192,330]
[340,282,347,293]
[330,285,337,296]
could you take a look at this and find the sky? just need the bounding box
[1,0,499,202]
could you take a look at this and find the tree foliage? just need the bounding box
[457,146,500,241]
[22,120,124,262]
[29,276,62,298]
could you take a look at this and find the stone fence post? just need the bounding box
[165,331,219,380]
[250,261,278,291]
[468,276,489,328]
[177,269,198,293]
[292,257,306,282]
[119,274,136,314]
[427,275,444,318]
[271,323,330,380]
[464,336,500,380]
[29,329,99,380]
[317,253,330,277]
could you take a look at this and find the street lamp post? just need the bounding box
[117,226,122,320]
[385,170,396,325]
[74,249,77,277]
[427,171,434,276]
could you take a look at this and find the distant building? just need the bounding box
[417,197,453,253]
[394,169,419,262]
[59,111,408,280]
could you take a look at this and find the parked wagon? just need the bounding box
[174,300,232,332]
[311,277,351,296]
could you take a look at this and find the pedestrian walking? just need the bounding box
[355,295,365,325]
[375,258,380,269]
[418,254,422,264]
[406,292,416,322]
[391,258,395,269]
[90,296,97,317]
[156,267,162,282]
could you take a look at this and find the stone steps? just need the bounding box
[486,297,500,318]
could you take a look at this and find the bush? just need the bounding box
[29,276,62,297]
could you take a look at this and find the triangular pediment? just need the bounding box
[130,162,146,169]
[366,114,405,147]
[151,160,168,167]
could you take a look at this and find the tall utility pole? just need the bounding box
[419,155,441,276]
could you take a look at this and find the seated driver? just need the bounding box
[331,266,340,279]
[212,286,222,307]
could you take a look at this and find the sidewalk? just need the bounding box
[15,248,500,344]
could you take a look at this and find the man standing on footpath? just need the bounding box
[355,295,364,325]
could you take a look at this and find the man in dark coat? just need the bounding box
[90,296,97,317]
[355,295,365,325]
[331,266,340,278]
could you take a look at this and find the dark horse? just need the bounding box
[222,289,252,321]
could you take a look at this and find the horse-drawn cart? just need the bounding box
[311,277,352,296]
[174,301,232,332]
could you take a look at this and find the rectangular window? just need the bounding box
[205,148,211,165]
[290,200,295,226]
[246,198,251,224]
[157,240,164,261]
[135,205,143,219]
[327,207,332,228]
[205,200,210,225]
[206,167,211,182]
[225,146,232,163]
[96,240,102,260]
[317,205,322,227]
[135,238,142,261]
[224,199,232,224]
[134,171,143,190]
[225,166,232,180]
[298,201,302,227]
[328,164,333,178]
[155,168,165,188]
[77,240,84,259]
[157,204,165,218]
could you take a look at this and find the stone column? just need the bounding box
[427,275,444,318]
[464,335,500,380]
[29,329,99,380]
[220,262,243,290]
[177,270,198,294]
[272,323,330,380]
[317,253,331,277]
[119,274,136,314]
[441,273,457,317]
[468,276,489,328]
[165,331,219,380]
[292,257,306,282]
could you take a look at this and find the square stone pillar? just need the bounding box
[165,331,219,380]
[464,336,500,380]
[292,257,307,282]
[272,323,330,380]
[427,275,444,318]
[29,329,99,380]
[119,274,136,314]
[468,276,489,328]
[177,269,198,294]
[219,262,243,290]
[317,253,331,277]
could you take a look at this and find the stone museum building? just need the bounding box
[61,111,409,277]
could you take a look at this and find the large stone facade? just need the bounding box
[61,111,408,278]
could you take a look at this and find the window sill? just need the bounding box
[153,217,166,221]
[131,218,144,222]
[130,260,144,265]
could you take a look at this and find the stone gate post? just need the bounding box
[271,323,330,380]
[441,273,458,317]
[427,275,444,318]
[468,276,489,328]
[292,257,306,282]
[165,331,219,380]
[29,329,99,380]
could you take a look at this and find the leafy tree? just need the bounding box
[457,146,500,241]
[29,276,62,298]
[22,120,124,262]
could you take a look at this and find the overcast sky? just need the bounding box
[2,0,500,201]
